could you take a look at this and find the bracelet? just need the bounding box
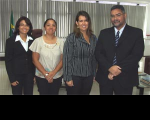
[45,73,49,77]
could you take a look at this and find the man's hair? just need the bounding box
[111,5,126,14]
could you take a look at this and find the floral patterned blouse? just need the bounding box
[30,36,64,79]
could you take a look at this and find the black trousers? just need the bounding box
[11,73,34,95]
[66,75,93,95]
[36,76,62,95]
[100,80,133,95]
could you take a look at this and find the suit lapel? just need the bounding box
[27,40,33,53]
[109,27,116,47]
[28,40,33,49]
[108,27,116,60]
[117,25,129,46]
[16,39,33,53]
[15,41,27,53]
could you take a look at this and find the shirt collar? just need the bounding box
[79,34,92,44]
[114,24,126,35]
[15,35,33,42]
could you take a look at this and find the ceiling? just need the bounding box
[86,0,150,4]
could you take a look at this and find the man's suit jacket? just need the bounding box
[5,35,35,83]
[95,25,144,87]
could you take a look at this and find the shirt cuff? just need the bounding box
[64,75,72,82]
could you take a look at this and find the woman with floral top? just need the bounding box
[30,18,64,95]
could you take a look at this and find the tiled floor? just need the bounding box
[1,61,150,95]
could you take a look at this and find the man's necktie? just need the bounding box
[113,31,120,65]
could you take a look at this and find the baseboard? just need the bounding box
[0,57,5,61]
[0,53,5,61]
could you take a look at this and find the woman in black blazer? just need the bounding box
[5,16,35,95]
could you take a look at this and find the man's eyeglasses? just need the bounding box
[111,13,124,19]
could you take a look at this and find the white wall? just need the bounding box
[144,4,150,38]
[144,40,150,56]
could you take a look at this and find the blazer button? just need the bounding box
[26,59,28,61]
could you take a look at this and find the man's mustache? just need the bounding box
[113,20,120,23]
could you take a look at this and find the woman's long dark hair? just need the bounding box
[73,11,93,38]
[14,16,33,36]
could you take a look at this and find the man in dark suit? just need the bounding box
[95,5,144,95]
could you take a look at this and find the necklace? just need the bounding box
[44,43,58,49]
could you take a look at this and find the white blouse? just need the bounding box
[29,36,64,79]
[15,35,33,52]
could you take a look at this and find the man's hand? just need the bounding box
[11,81,19,86]
[109,66,122,76]
[108,73,114,80]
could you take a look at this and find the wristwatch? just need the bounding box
[45,73,49,77]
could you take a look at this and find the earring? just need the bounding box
[77,26,79,29]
